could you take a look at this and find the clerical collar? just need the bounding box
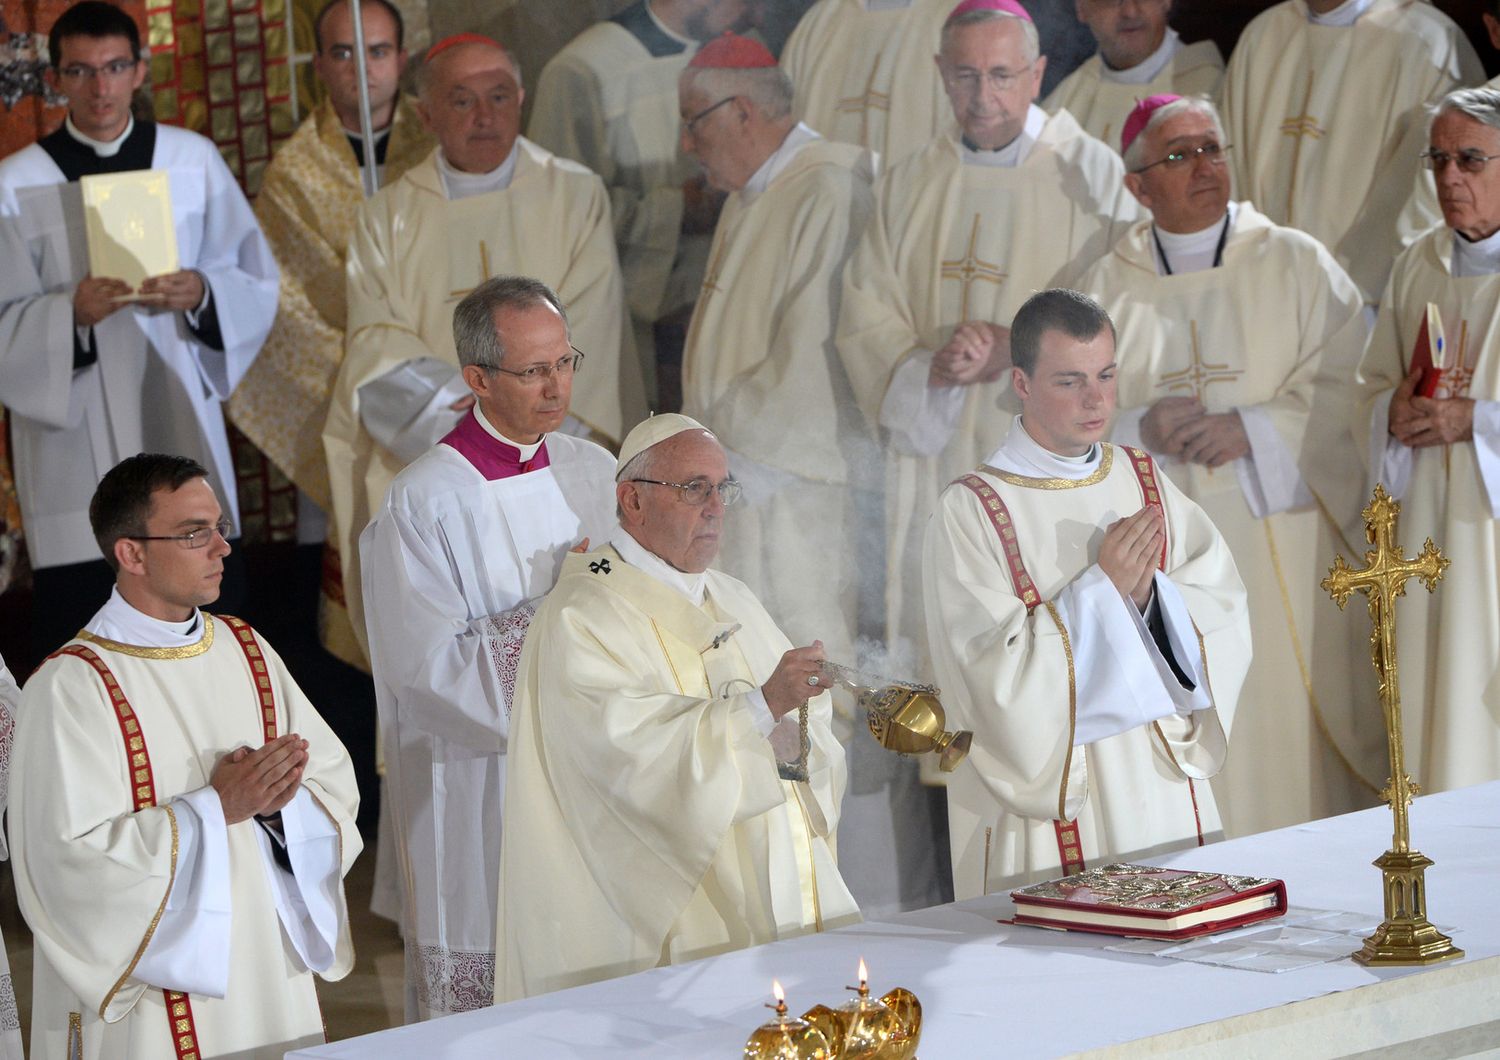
[610,529,708,606]
[984,416,1102,480]
[962,105,1046,168]
[66,113,133,157]
[863,0,913,9]
[84,586,204,649]
[346,123,392,168]
[1152,202,1236,276]
[1307,0,1371,27]
[473,406,544,462]
[1099,27,1181,85]
[437,142,518,200]
[643,0,696,48]
[1452,225,1500,278]
[742,122,820,201]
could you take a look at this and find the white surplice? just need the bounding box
[360,412,617,1020]
[1219,0,1482,303]
[1078,203,1381,835]
[11,592,360,1059]
[837,108,1143,672]
[497,544,860,1001]
[1356,224,1500,794]
[780,0,955,164]
[924,420,1250,897]
[325,138,643,663]
[0,123,277,568]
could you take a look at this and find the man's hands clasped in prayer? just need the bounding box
[1140,395,1249,468]
[930,321,1012,386]
[1099,505,1163,611]
[211,733,309,825]
[1389,363,1475,447]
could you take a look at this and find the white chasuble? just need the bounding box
[11,609,360,1059]
[1042,40,1224,153]
[326,139,643,661]
[1219,0,1482,304]
[1356,226,1500,794]
[228,96,432,513]
[837,113,1142,669]
[497,548,860,1002]
[924,425,1250,898]
[0,125,277,569]
[361,417,617,1020]
[528,10,711,335]
[780,0,955,164]
[1078,203,1381,836]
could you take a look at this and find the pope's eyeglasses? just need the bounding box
[630,477,743,507]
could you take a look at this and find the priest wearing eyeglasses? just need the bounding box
[359,276,617,1020]
[1077,95,1376,838]
[1356,86,1500,798]
[496,413,860,1001]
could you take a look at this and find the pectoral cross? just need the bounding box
[941,214,1007,322]
[1322,485,1462,965]
[447,241,494,302]
[1156,321,1242,403]
[834,62,892,145]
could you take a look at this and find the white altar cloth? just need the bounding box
[293,782,1500,1057]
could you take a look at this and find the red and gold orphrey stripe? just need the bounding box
[1122,446,1168,569]
[221,615,279,741]
[51,645,205,1060]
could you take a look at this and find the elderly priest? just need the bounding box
[1357,86,1500,795]
[11,454,360,1058]
[838,0,1140,670]
[497,414,860,1001]
[924,289,1249,898]
[324,30,643,661]
[361,277,616,1020]
[1078,95,1375,837]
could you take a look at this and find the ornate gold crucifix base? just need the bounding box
[1322,485,1463,967]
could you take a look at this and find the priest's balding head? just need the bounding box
[1121,95,1230,236]
[678,32,796,192]
[615,414,743,573]
[935,0,1044,152]
[415,32,522,174]
[1427,87,1500,243]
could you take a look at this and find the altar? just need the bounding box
[291,782,1500,1057]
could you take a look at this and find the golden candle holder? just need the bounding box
[798,960,922,1060]
[744,981,832,1060]
[1321,485,1464,966]
[821,662,972,772]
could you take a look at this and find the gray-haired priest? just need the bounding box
[1356,86,1500,797]
[497,414,860,1001]
[361,277,616,1019]
[924,289,1250,899]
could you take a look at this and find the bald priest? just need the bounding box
[496,414,860,1001]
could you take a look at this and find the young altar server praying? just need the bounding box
[361,277,616,1020]
[496,414,860,1001]
[923,289,1251,899]
[11,454,360,1059]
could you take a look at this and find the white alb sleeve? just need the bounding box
[254,786,344,974]
[878,352,966,457]
[357,357,471,463]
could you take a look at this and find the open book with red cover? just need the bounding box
[1412,302,1447,399]
[1010,863,1288,940]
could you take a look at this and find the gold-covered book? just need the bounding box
[1011,862,1288,940]
[81,169,178,289]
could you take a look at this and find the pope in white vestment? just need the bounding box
[0,117,276,575]
[11,453,360,1059]
[1079,95,1378,836]
[1356,89,1500,795]
[362,278,617,1020]
[1043,27,1222,152]
[838,4,1141,669]
[780,0,956,164]
[1219,0,1483,304]
[324,34,643,660]
[924,289,1249,898]
[497,415,859,1001]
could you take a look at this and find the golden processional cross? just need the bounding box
[940,214,1007,322]
[1322,485,1463,966]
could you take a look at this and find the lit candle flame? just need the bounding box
[773,979,785,1003]
[858,958,868,985]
